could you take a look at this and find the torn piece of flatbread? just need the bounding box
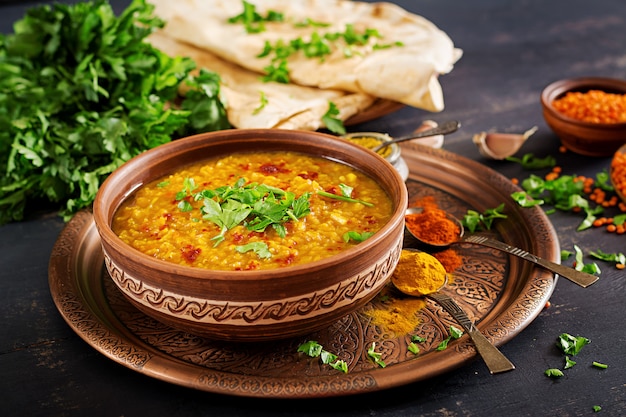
[151,0,461,112]
[148,32,375,130]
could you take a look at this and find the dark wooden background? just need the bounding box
[1,1,625,416]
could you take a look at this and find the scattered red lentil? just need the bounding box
[552,90,626,123]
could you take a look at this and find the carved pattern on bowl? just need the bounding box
[102,239,401,327]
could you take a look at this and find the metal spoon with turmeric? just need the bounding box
[391,249,515,374]
[404,207,599,288]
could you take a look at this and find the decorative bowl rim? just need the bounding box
[92,128,408,280]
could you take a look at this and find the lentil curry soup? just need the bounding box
[112,151,393,271]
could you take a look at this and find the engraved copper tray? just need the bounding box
[48,145,559,399]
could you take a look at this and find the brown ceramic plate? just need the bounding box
[48,145,559,399]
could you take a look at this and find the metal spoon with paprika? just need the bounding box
[391,249,515,374]
[405,207,599,288]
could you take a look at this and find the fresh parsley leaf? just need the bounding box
[516,174,607,231]
[342,231,374,243]
[252,90,268,114]
[511,191,544,207]
[564,356,576,369]
[0,0,229,225]
[297,341,348,373]
[320,350,338,364]
[545,368,564,378]
[261,59,290,83]
[227,0,283,34]
[590,249,626,266]
[182,179,310,245]
[367,342,386,368]
[321,101,346,134]
[294,18,331,28]
[613,213,626,226]
[573,245,601,275]
[297,340,323,357]
[594,170,614,192]
[506,153,556,170]
[411,335,427,343]
[407,342,420,355]
[329,360,349,373]
[556,333,590,356]
[317,189,374,207]
[461,204,507,232]
[436,326,464,351]
[449,325,464,339]
[235,242,271,259]
[436,337,451,351]
[339,183,354,198]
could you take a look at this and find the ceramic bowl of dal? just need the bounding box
[93,129,408,342]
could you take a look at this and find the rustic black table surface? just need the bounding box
[2,1,625,416]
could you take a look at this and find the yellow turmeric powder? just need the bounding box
[391,250,447,296]
[363,287,426,336]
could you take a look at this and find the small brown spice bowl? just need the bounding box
[92,129,408,342]
[540,77,626,157]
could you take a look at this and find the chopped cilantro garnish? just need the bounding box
[297,340,323,357]
[317,182,373,207]
[573,245,601,275]
[436,325,463,351]
[407,342,420,355]
[367,342,386,368]
[255,24,400,85]
[252,91,269,114]
[227,0,284,34]
[321,101,346,134]
[557,333,590,356]
[297,340,348,373]
[514,173,614,231]
[176,178,310,249]
[235,242,271,259]
[343,231,374,243]
[589,249,626,267]
[461,203,507,232]
[506,153,556,170]
[545,368,564,378]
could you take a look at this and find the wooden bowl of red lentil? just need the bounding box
[93,129,408,342]
[611,143,626,206]
[541,77,626,157]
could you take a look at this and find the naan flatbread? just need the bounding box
[149,33,375,129]
[151,0,461,112]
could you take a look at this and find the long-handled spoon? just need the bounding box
[405,207,599,288]
[391,249,516,374]
[371,120,461,152]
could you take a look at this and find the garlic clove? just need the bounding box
[410,120,445,149]
[473,126,538,160]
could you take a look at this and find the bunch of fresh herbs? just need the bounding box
[0,0,230,225]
